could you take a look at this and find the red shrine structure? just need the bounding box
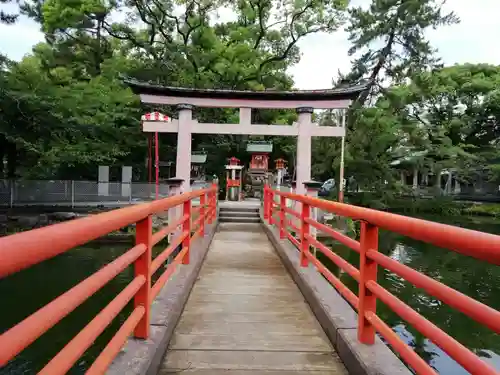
[225,157,243,201]
[246,141,273,198]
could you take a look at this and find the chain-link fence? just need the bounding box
[0,180,209,207]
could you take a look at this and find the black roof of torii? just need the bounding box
[123,77,370,102]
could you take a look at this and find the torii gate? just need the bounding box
[128,80,367,195]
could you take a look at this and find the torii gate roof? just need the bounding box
[124,78,369,109]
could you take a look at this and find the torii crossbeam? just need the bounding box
[126,79,367,194]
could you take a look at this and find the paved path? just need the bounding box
[159,223,347,374]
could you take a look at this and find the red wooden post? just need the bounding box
[279,195,286,239]
[182,200,191,264]
[269,189,275,224]
[358,221,378,344]
[134,215,152,338]
[154,132,159,200]
[211,183,217,221]
[200,193,206,236]
[207,189,213,224]
[300,202,310,267]
[263,185,269,221]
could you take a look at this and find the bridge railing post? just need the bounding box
[182,200,191,264]
[200,193,206,237]
[263,185,269,221]
[279,195,286,239]
[208,187,213,224]
[300,201,310,267]
[133,214,152,339]
[358,221,378,344]
[269,189,275,225]
[212,183,218,221]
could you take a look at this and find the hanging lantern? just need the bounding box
[275,158,286,170]
[141,112,172,122]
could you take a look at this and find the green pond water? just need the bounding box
[319,214,500,374]
[0,215,499,374]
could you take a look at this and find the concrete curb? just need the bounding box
[107,220,219,375]
[261,218,411,375]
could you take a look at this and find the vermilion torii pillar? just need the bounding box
[126,79,367,194]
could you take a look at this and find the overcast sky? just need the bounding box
[1,1,499,90]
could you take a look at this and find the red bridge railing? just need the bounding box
[264,185,500,375]
[0,184,218,374]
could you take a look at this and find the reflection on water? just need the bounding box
[320,214,500,374]
[1,215,499,374]
[0,243,136,375]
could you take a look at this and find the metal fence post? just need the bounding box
[134,214,152,339]
[358,221,378,344]
[71,181,75,208]
[9,180,14,208]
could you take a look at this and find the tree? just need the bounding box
[401,64,500,188]
[1,0,18,24]
[108,0,349,89]
[345,0,459,106]
[312,0,461,200]
[0,49,145,179]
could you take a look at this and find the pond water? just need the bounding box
[1,215,499,374]
[319,214,500,374]
[0,242,136,374]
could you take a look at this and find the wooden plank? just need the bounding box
[163,350,346,372]
[185,292,307,305]
[174,321,326,336]
[179,311,320,323]
[159,224,347,374]
[159,371,339,375]
[169,333,332,351]
[190,284,299,296]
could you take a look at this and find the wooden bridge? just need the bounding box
[0,185,499,375]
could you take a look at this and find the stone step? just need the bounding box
[217,222,262,232]
[219,216,260,223]
[220,211,259,218]
[219,207,260,213]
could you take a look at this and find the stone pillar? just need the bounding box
[446,171,453,195]
[232,169,236,201]
[166,178,184,259]
[176,104,193,193]
[98,166,109,196]
[121,166,132,198]
[412,167,418,190]
[296,107,313,196]
[277,169,283,189]
[304,181,322,242]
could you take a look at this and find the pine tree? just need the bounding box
[345,0,459,106]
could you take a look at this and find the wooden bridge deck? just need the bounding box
[159,223,347,374]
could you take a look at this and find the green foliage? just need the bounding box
[345,0,459,105]
[5,0,350,179]
[1,0,499,207]
[0,0,18,23]
[464,203,500,218]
